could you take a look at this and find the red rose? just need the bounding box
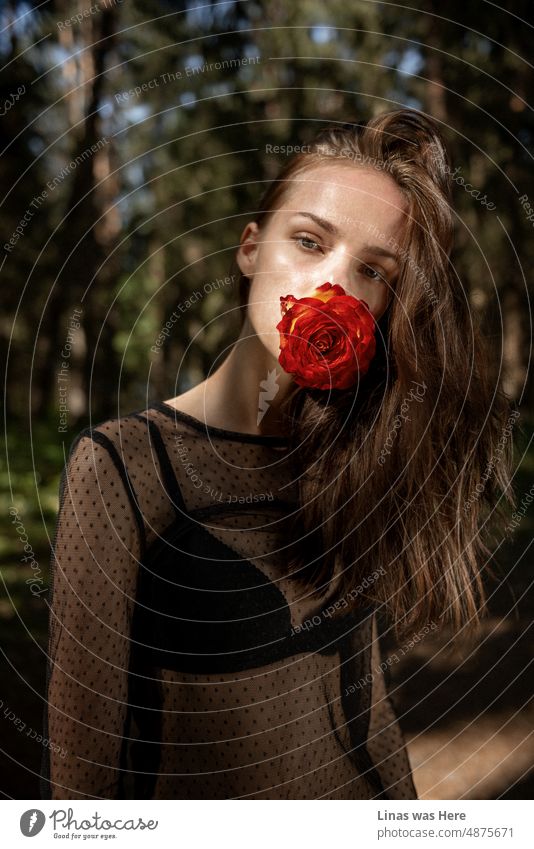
[276,282,376,390]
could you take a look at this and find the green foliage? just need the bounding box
[0,2,532,801]
[1,0,531,571]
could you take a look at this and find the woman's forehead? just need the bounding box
[268,165,408,236]
[275,162,407,216]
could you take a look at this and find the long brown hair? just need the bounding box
[229,108,516,643]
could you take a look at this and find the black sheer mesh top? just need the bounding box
[40,401,418,800]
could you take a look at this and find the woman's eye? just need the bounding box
[362,264,385,281]
[294,235,323,252]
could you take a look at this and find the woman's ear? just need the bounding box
[236,221,260,278]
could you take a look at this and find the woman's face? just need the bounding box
[236,161,409,362]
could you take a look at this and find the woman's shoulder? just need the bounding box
[68,406,142,453]
[73,399,187,443]
[60,406,175,535]
[64,401,204,484]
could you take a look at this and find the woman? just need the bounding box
[40,108,513,800]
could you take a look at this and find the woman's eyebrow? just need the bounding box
[292,211,339,235]
[292,211,399,261]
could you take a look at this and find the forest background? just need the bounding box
[0,0,532,799]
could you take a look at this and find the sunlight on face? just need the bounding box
[236,162,409,362]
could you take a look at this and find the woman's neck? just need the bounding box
[166,318,295,437]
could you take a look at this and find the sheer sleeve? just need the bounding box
[40,427,143,800]
[366,612,418,799]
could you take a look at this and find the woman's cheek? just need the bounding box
[247,297,279,348]
[266,242,298,272]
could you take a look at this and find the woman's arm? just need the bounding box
[41,429,142,799]
[365,612,418,799]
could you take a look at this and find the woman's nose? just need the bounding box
[324,254,353,291]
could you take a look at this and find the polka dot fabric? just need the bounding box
[40,402,418,800]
